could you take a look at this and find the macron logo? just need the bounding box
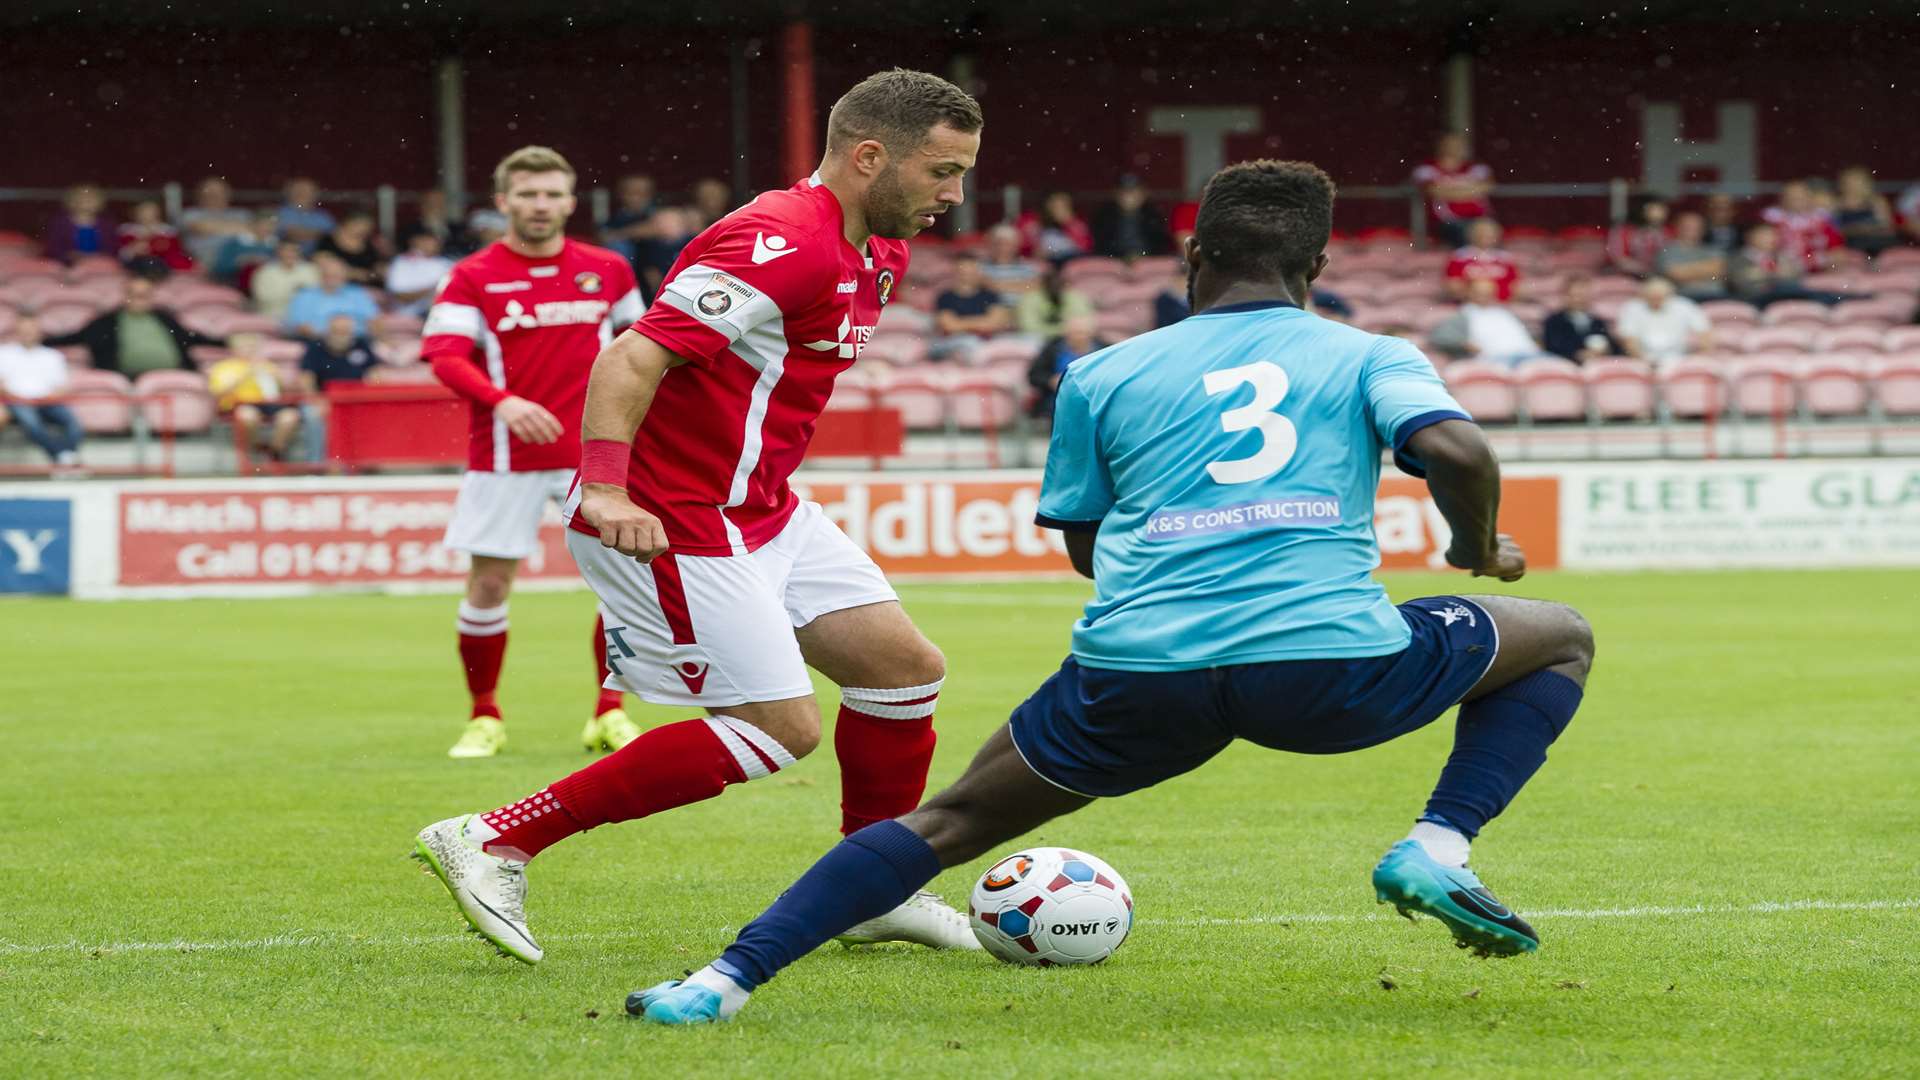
[674,661,710,695]
[751,233,797,265]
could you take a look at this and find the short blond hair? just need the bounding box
[493,145,576,194]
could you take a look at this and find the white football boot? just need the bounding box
[837,890,981,950]
[412,815,543,964]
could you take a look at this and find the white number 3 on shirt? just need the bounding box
[1201,361,1297,484]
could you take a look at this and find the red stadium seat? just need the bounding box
[1584,359,1658,420]
[1127,256,1182,283]
[1659,359,1728,419]
[1061,258,1126,286]
[1838,296,1918,324]
[1739,325,1816,353]
[63,369,135,434]
[973,339,1038,369]
[134,370,218,434]
[1761,300,1831,328]
[1515,358,1586,421]
[1094,305,1151,340]
[948,374,1021,430]
[373,337,423,367]
[861,333,929,367]
[877,367,948,429]
[259,337,309,365]
[1873,357,1920,416]
[0,277,68,309]
[67,255,125,279]
[0,307,14,338]
[1442,361,1518,423]
[1701,299,1760,329]
[1728,357,1799,418]
[1880,326,1920,353]
[1812,326,1890,353]
[876,305,932,334]
[33,300,97,337]
[370,363,440,384]
[1873,248,1920,271]
[1800,356,1872,416]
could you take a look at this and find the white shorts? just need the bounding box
[443,469,575,560]
[568,500,898,707]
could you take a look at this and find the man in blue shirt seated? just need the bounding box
[930,252,1012,361]
[284,253,380,340]
[625,160,1600,1024]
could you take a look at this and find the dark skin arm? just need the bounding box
[1404,418,1526,581]
[1064,530,1097,579]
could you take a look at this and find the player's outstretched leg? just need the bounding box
[630,724,1092,1024]
[449,556,515,758]
[583,610,640,753]
[793,600,964,949]
[1375,595,1595,957]
[415,696,815,963]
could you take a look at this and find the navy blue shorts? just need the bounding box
[1007,596,1499,798]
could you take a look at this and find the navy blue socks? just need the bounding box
[1422,669,1584,838]
[716,820,942,990]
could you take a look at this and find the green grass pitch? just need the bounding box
[4,570,1917,1077]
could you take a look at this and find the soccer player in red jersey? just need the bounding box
[414,71,985,963]
[421,146,646,759]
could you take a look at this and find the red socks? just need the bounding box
[478,715,795,861]
[592,612,624,716]
[457,601,508,720]
[834,681,941,835]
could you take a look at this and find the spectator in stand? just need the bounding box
[300,313,381,389]
[1091,175,1170,259]
[45,184,113,263]
[0,313,85,466]
[208,332,301,462]
[117,200,195,276]
[1654,211,1731,301]
[296,313,385,460]
[1899,182,1920,245]
[1541,276,1622,364]
[386,230,455,317]
[314,211,387,285]
[1444,218,1521,302]
[600,174,660,259]
[1018,191,1093,263]
[1703,193,1745,251]
[688,178,734,230]
[1607,196,1670,277]
[628,206,694,302]
[1832,167,1899,258]
[1413,132,1494,248]
[284,253,380,339]
[1016,265,1095,338]
[1026,314,1108,418]
[464,208,508,250]
[1152,259,1188,329]
[1762,180,1843,272]
[179,177,253,268]
[1729,223,1850,308]
[252,238,321,323]
[401,190,470,256]
[212,210,281,289]
[930,252,1011,361]
[43,276,223,376]
[1615,277,1711,365]
[1429,278,1545,367]
[979,223,1039,293]
[277,177,336,251]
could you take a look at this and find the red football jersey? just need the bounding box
[1445,246,1521,301]
[567,175,910,557]
[422,239,641,472]
[1760,206,1844,271]
[1412,159,1493,223]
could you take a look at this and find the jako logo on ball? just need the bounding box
[969,847,1132,967]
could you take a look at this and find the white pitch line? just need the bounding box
[4,898,1912,957]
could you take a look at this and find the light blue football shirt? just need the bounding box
[1037,299,1469,672]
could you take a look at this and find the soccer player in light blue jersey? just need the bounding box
[631,160,1596,1024]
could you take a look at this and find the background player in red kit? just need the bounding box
[421,146,645,759]
[415,71,985,963]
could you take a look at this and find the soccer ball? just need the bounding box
[968,847,1133,966]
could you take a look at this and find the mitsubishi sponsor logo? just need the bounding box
[803,314,875,360]
[494,298,612,333]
